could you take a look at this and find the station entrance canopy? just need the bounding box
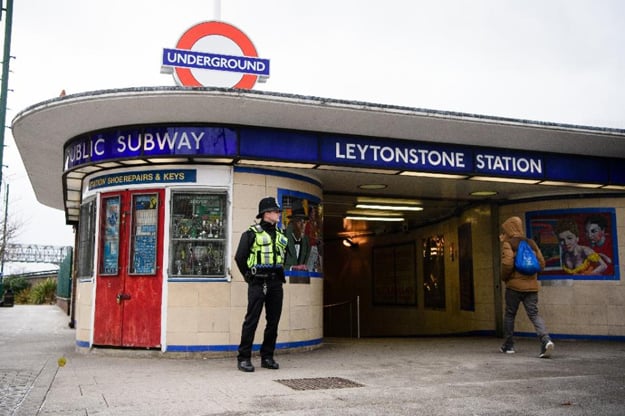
[11,88,625,225]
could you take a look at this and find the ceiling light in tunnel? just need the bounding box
[356,196,422,205]
[355,204,423,211]
[400,171,468,179]
[470,190,498,197]
[602,185,625,190]
[539,181,602,188]
[469,176,540,184]
[238,159,317,168]
[345,216,405,222]
[358,184,387,190]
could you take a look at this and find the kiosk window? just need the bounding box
[170,192,227,278]
[77,198,96,278]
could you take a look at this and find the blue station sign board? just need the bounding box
[63,125,625,187]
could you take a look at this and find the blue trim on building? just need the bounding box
[513,331,625,342]
[233,166,322,188]
[76,340,90,348]
[166,337,323,353]
[277,188,321,205]
[285,270,323,278]
[78,333,625,353]
[538,275,619,281]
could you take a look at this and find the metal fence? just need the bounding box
[56,248,73,299]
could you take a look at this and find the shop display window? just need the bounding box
[170,192,227,278]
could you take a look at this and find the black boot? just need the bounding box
[261,357,279,369]
[237,359,255,372]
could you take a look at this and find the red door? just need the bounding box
[94,189,164,348]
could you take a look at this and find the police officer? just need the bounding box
[235,196,288,372]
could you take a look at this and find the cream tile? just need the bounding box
[607,285,625,305]
[230,282,248,307]
[197,331,230,346]
[166,331,198,345]
[288,306,312,330]
[607,305,625,327]
[569,304,608,326]
[198,283,231,307]
[197,307,231,332]
[168,283,200,307]
[541,285,574,305]
[167,307,198,333]
[573,284,611,305]
[75,328,91,341]
[234,172,267,185]
[287,284,313,306]
[608,325,625,337]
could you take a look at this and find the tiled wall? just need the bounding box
[75,280,93,345]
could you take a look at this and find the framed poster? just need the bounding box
[526,208,619,280]
[372,242,417,306]
[278,190,323,277]
[423,235,446,309]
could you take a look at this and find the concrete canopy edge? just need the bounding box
[11,87,625,212]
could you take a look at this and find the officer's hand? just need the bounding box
[291,264,308,271]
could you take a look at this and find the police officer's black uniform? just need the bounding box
[235,197,287,372]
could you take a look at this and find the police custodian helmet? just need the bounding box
[256,197,282,219]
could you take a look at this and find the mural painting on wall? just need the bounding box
[279,193,323,274]
[423,235,446,309]
[372,242,417,305]
[526,208,619,280]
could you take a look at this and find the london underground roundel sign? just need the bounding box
[162,21,270,89]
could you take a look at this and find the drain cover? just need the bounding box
[276,377,364,391]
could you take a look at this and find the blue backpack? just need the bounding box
[515,239,541,275]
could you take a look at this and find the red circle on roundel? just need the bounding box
[175,21,259,89]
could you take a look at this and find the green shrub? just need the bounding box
[14,287,30,304]
[29,278,57,304]
[5,276,30,293]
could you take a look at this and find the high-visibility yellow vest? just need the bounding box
[246,224,288,269]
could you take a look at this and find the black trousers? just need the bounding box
[237,277,284,361]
